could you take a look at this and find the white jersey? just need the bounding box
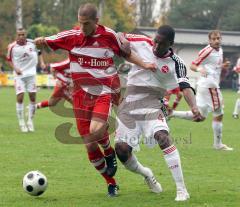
[192,45,223,88]
[7,39,38,78]
[125,34,191,101]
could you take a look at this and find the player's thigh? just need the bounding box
[14,77,25,95]
[25,76,37,93]
[115,116,141,150]
[141,117,169,147]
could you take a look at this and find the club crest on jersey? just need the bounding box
[161,65,169,73]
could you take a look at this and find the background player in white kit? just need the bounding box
[232,57,240,119]
[115,25,203,201]
[171,30,233,151]
[7,28,46,132]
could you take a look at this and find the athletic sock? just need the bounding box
[36,100,49,109]
[171,110,193,120]
[163,145,186,190]
[88,147,116,185]
[16,102,25,126]
[98,133,114,156]
[212,121,223,146]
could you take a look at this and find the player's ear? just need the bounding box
[95,17,99,23]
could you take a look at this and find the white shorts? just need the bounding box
[196,86,223,118]
[14,75,37,95]
[115,99,169,151]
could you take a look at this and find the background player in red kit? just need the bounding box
[34,3,155,197]
[164,87,183,112]
[36,58,73,110]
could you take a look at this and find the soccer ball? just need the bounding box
[22,170,48,196]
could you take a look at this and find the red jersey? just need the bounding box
[50,58,71,85]
[45,25,124,96]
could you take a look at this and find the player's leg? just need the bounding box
[232,98,240,119]
[154,129,189,201]
[172,92,182,110]
[15,77,27,132]
[36,83,64,109]
[25,76,37,131]
[27,92,36,132]
[210,88,233,151]
[91,95,117,177]
[73,92,118,197]
[115,102,162,193]
[212,114,233,151]
[115,141,162,193]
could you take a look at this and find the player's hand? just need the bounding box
[143,63,157,72]
[197,66,207,77]
[34,37,46,47]
[222,60,231,70]
[40,62,46,70]
[191,106,204,122]
[15,68,22,75]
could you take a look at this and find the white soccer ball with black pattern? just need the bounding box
[22,170,48,196]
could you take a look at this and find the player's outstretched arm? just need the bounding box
[34,37,48,48]
[125,51,156,72]
[182,88,204,122]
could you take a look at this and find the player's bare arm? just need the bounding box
[125,51,156,72]
[34,37,48,48]
[38,53,46,70]
[190,63,207,77]
[182,88,204,122]
[8,61,22,75]
[117,32,156,72]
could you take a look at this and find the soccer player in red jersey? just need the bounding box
[34,3,155,197]
[164,87,183,112]
[36,58,73,110]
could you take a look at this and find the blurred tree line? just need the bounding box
[1,0,240,69]
[167,0,240,31]
[0,0,135,68]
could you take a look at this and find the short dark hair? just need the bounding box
[157,25,175,45]
[78,3,98,20]
[208,30,221,39]
[17,28,26,33]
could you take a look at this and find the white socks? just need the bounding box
[233,98,240,115]
[28,102,36,121]
[212,121,223,146]
[163,145,186,191]
[124,154,151,177]
[171,111,193,120]
[16,102,25,126]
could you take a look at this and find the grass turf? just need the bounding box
[0,87,239,207]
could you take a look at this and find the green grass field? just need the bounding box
[0,87,239,207]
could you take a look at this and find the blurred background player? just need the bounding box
[115,26,203,201]
[36,58,73,110]
[164,86,183,113]
[34,3,155,197]
[171,30,233,151]
[6,28,45,132]
[232,57,240,119]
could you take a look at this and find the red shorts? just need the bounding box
[52,82,72,103]
[166,87,181,95]
[73,89,112,136]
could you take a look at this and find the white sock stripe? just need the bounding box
[91,157,105,167]
[101,142,110,149]
[163,145,177,155]
[99,166,107,174]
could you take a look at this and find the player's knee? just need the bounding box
[115,142,132,163]
[154,130,172,149]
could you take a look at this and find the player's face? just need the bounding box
[209,33,221,49]
[153,34,171,58]
[78,15,97,36]
[16,31,26,45]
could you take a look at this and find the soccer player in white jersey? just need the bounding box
[34,3,156,197]
[232,57,240,119]
[7,28,45,132]
[115,25,203,201]
[171,30,233,151]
